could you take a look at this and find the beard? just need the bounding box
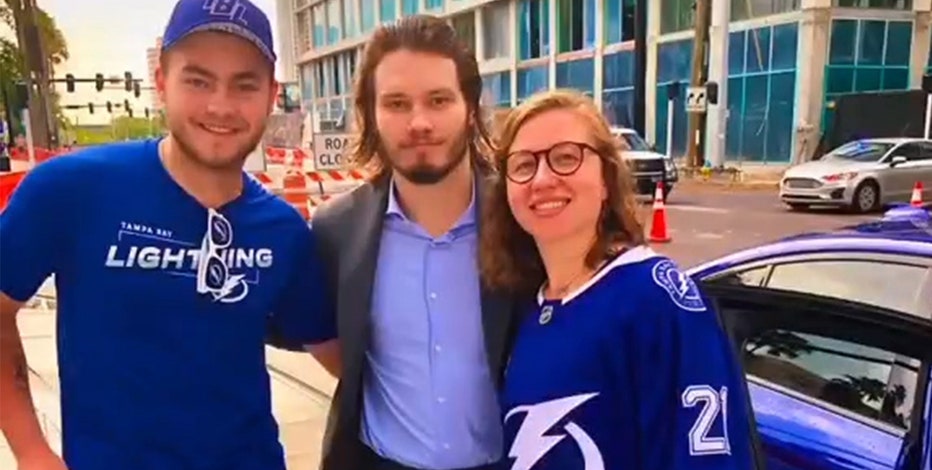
[169,120,265,172]
[381,128,470,185]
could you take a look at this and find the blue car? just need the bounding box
[689,205,932,470]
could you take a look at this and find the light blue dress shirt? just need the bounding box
[360,179,502,469]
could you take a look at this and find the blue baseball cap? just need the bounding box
[161,0,277,64]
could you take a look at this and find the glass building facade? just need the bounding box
[289,0,932,164]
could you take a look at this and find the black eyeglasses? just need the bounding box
[504,141,599,184]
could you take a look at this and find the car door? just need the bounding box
[880,143,922,202]
[700,283,932,470]
[912,143,932,202]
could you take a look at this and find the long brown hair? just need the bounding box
[348,14,494,182]
[479,89,646,294]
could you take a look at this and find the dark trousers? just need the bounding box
[358,442,500,470]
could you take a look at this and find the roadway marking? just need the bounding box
[665,204,730,214]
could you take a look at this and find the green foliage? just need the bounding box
[69,117,165,145]
[0,1,70,135]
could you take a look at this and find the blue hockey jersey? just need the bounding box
[500,246,756,470]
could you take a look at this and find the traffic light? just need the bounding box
[11,83,28,111]
[133,81,141,98]
[124,71,133,91]
[88,103,94,114]
[65,73,75,92]
[106,101,112,113]
[95,73,104,92]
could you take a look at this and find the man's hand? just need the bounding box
[306,339,341,378]
[17,446,67,470]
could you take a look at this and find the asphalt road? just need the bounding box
[644,183,878,268]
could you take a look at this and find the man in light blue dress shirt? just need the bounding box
[307,15,517,470]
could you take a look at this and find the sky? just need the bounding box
[20,0,280,125]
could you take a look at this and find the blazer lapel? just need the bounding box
[336,179,389,422]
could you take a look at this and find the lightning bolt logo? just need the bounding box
[211,273,248,303]
[504,393,604,470]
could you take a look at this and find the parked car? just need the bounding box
[610,127,678,199]
[688,205,932,470]
[780,138,932,213]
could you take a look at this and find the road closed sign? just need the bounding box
[313,133,352,171]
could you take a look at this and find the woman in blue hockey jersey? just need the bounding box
[479,89,758,470]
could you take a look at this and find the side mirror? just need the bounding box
[890,155,907,166]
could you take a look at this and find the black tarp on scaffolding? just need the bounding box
[817,89,927,158]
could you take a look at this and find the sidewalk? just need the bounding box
[0,304,338,469]
[675,162,786,190]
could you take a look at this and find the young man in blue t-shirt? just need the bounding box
[0,1,339,469]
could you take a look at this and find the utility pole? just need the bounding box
[686,0,712,168]
[632,0,648,135]
[705,0,730,168]
[11,0,56,149]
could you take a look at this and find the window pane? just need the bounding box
[854,68,883,92]
[825,66,855,95]
[380,0,396,23]
[829,20,857,65]
[885,21,912,66]
[451,12,476,54]
[483,2,511,60]
[771,23,798,72]
[745,27,772,74]
[361,0,376,32]
[729,31,746,75]
[402,0,418,16]
[745,329,918,430]
[603,51,634,90]
[766,260,927,316]
[882,68,909,91]
[556,58,595,93]
[707,266,770,286]
[858,20,886,66]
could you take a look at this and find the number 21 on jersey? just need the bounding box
[681,385,731,456]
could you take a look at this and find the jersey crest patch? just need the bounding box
[651,259,707,312]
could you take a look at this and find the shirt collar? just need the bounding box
[386,176,477,228]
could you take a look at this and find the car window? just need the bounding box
[705,266,770,287]
[913,142,932,161]
[744,329,919,430]
[764,260,926,317]
[826,141,894,162]
[619,132,651,152]
[890,143,922,161]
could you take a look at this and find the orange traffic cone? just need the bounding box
[649,182,671,243]
[910,181,924,208]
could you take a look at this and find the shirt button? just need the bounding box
[443,443,451,450]
[437,396,446,403]
[434,345,442,353]
[429,292,437,300]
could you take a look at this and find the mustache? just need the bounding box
[399,138,445,149]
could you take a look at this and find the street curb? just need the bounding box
[677,177,780,190]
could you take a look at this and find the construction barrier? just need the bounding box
[0,171,27,211]
[0,144,364,219]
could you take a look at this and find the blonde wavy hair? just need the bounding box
[478,89,646,293]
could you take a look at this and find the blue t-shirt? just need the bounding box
[0,139,336,469]
[500,246,756,470]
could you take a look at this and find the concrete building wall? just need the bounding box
[283,0,932,163]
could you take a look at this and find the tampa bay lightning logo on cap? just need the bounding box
[203,0,248,24]
[651,259,707,312]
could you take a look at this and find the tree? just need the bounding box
[0,1,69,137]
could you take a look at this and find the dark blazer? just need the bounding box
[309,174,515,470]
